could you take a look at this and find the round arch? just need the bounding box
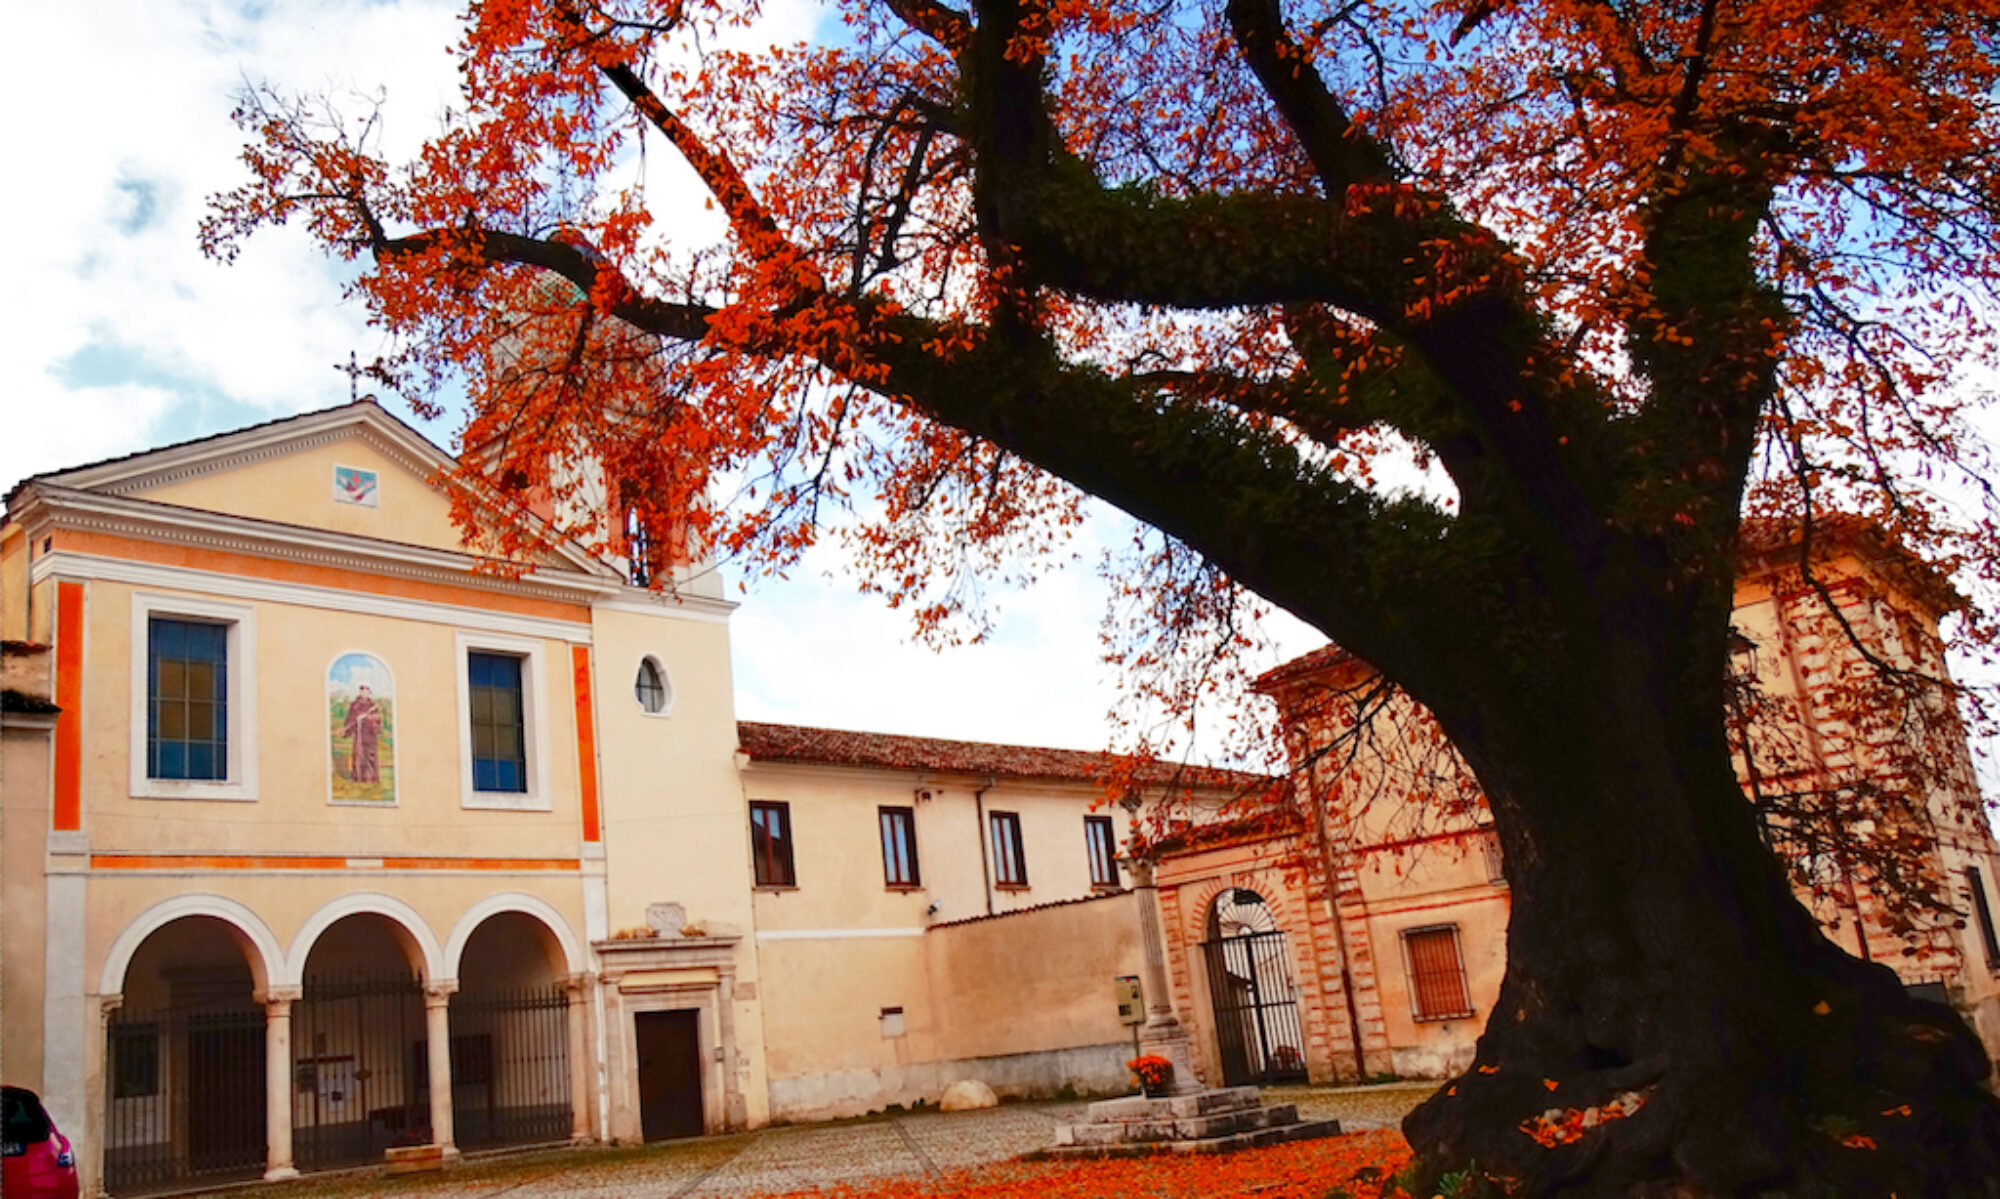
[99,893,285,997]
[285,891,446,987]
[442,892,585,979]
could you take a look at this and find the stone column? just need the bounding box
[565,974,593,1142]
[86,996,123,1199]
[262,987,302,1181]
[717,967,745,1130]
[1125,857,1203,1095]
[424,982,459,1160]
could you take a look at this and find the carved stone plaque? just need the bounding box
[646,902,687,936]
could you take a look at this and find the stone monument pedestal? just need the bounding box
[1044,1086,1341,1157]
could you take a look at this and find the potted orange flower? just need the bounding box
[1127,1054,1174,1097]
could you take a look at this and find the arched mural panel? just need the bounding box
[328,652,396,805]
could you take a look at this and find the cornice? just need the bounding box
[21,484,613,604]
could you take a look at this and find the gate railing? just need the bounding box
[449,984,572,1149]
[104,997,265,1195]
[292,971,424,1173]
[1199,930,1310,1087]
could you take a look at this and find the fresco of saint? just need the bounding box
[329,653,396,803]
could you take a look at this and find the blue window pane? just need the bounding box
[147,617,229,782]
[468,652,528,794]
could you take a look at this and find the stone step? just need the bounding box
[1053,1102,1305,1147]
[1034,1118,1344,1160]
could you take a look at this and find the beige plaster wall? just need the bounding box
[2,723,54,1087]
[72,577,589,859]
[588,604,771,1128]
[927,892,1141,1062]
[135,435,494,559]
[2,523,28,641]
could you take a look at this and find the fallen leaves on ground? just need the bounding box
[728,1130,1411,1199]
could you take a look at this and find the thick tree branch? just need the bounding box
[1223,0,1398,190]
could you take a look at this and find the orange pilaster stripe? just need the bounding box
[572,644,601,843]
[52,581,84,831]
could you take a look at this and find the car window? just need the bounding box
[2,1088,51,1147]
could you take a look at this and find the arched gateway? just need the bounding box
[1198,889,1310,1086]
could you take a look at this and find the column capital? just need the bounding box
[424,979,459,1005]
[97,993,124,1020]
[565,971,597,997]
[259,985,303,1006]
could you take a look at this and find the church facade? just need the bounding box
[1,402,1234,1195]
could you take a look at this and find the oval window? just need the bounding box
[634,657,671,715]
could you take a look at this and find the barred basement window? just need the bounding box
[1402,924,1474,1021]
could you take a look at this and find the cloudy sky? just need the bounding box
[0,0,1320,762]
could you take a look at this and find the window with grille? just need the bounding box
[467,651,528,793]
[990,811,1028,887]
[1970,866,2000,972]
[1085,815,1120,888]
[1402,924,1474,1020]
[751,801,796,887]
[110,1022,159,1098]
[147,617,228,780]
[880,806,920,887]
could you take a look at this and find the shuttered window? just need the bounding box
[1403,925,1473,1020]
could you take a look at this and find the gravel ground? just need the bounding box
[244,1085,1433,1199]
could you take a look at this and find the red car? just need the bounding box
[3,1086,79,1199]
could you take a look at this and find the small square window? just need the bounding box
[881,806,920,888]
[111,1022,159,1098]
[751,801,796,887]
[990,811,1028,888]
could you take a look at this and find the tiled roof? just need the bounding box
[736,720,1271,791]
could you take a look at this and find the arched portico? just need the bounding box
[98,893,283,998]
[100,907,276,1194]
[447,900,590,1148]
[285,892,445,987]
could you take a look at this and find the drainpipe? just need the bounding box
[1308,767,1371,1080]
[974,778,996,917]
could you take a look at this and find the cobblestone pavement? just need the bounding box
[254,1085,1435,1198]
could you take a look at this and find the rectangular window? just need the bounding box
[110,1023,159,1099]
[990,811,1028,888]
[1481,829,1507,885]
[1403,925,1474,1021]
[880,806,920,887]
[467,651,527,793]
[1970,866,2000,972]
[750,801,796,887]
[1085,815,1120,888]
[148,617,228,781]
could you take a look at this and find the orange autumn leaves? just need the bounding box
[728,1130,1412,1199]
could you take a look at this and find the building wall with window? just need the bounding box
[731,726,1258,1121]
[1168,527,2000,1085]
[0,402,756,1193]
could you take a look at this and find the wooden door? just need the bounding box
[634,1010,703,1141]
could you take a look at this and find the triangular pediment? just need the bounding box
[35,400,606,575]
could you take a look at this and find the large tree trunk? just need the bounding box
[1397,564,2000,1196]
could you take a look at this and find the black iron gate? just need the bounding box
[1201,929,1310,1086]
[292,971,424,1172]
[104,997,266,1194]
[447,985,572,1149]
